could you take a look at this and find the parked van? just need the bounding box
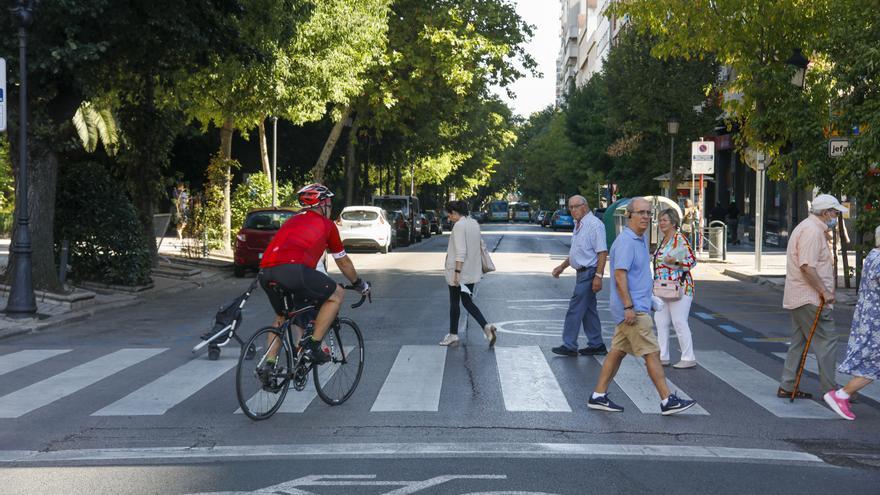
[371,195,421,243]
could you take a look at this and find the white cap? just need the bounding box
[811,194,849,214]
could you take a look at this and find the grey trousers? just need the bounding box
[779,304,838,393]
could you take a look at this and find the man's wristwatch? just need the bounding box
[594,274,602,279]
[454,269,461,273]
[623,305,634,310]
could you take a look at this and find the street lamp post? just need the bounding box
[667,117,680,198]
[4,0,37,318]
[271,116,278,207]
[785,49,809,230]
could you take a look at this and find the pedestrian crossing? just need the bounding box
[0,345,865,420]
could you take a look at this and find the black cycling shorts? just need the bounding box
[260,264,337,316]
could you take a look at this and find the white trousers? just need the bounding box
[653,294,696,362]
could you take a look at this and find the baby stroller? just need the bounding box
[192,276,260,361]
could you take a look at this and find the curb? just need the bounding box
[0,270,231,341]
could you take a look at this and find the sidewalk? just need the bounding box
[0,237,233,340]
[695,246,861,306]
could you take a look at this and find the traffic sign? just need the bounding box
[828,138,850,157]
[691,140,715,174]
[0,58,6,132]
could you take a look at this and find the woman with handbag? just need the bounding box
[440,200,497,347]
[653,208,698,368]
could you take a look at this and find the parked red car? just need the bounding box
[233,207,298,277]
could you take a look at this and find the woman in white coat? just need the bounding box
[440,200,497,347]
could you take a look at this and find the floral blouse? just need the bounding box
[653,231,697,296]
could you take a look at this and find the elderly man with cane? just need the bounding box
[778,194,848,399]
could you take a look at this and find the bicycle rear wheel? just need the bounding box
[236,326,292,420]
[314,318,364,405]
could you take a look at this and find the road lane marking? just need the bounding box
[0,442,825,464]
[694,312,715,320]
[594,356,708,415]
[718,325,741,333]
[698,351,837,419]
[371,346,446,412]
[0,350,71,376]
[93,350,239,416]
[772,352,880,403]
[0,348,166,418]
[496,346,570,412]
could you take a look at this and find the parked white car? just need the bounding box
[336,206,393,254]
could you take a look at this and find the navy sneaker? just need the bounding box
[660,393,696,416]
[587,394,624,412]
[578,344,608,356]
[551,346,578,357]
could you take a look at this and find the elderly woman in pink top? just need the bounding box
[777,194,849,399]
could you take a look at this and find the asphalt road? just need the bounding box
[1,222,878,494]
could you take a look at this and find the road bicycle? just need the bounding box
[235,281,369,420]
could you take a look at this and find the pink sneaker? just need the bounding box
[823,390,856,420]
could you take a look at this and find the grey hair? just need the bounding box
[660,208,680,228]
[626,197,647,212]
[569,194,588,209]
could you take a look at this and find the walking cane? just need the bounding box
[790,299,826,403]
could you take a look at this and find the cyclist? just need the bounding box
[259,183,370,365]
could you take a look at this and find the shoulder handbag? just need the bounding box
[480,239,496,273]
[652,236,682,300]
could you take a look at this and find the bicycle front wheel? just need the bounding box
[236,326,292,420]
[314,318,364,405]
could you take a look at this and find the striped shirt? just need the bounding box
[569,211,607,270]
[783,215,834,309]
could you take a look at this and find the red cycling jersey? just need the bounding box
[260,210,345,269]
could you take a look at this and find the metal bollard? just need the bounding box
[58,239,70,285]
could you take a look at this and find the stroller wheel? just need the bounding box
[208,346,220,361]
[245,343,256,361]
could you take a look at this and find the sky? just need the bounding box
[494,0,559,118]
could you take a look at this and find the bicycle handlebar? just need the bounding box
[341,283,372,308]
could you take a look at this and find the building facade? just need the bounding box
[556,0,623,102]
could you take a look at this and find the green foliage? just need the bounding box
[200,154,239,250]
[231,172,296,233]
[72,101,120,156]
[54,162,152,286]
[0,136,13,212]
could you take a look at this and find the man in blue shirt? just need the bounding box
[587,197,697,415]
[551,195,608,356]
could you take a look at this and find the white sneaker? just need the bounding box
[439,333,459,346]
[483,324,497,347]
[672,360,697,369]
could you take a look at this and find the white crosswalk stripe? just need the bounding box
[699,351,837,419]
[772,352,880,403]
[0,348,167,418]
[0,346,872,420]
[93,349,240,416]
[371,345,446,412]
[496,346,570,412]
[594,356,708,415]
[0,350,71,376]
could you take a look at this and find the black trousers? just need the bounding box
[449,284,488,335]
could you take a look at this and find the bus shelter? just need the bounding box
[602,196,683,249]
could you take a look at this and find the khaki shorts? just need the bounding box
[611,312,661,357]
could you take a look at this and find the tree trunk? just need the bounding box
[311,106,352,182]
[361,157,370,202]
[345,118,359,206]
[258,118,271,176]
[220,117,234,253]
[394,163,401,195]
[5,136,62,293]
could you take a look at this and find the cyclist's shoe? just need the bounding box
[258,361,284,393]
[300,337,331,364]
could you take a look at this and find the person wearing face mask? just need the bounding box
[777,194,849,399]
